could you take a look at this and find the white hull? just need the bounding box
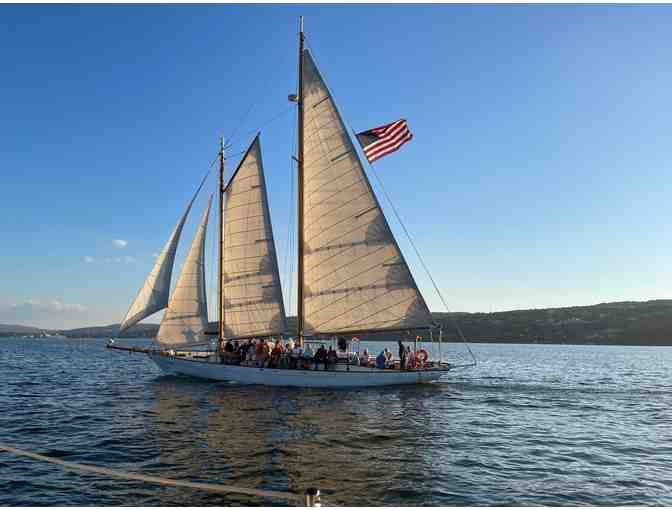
[149,353,449,388]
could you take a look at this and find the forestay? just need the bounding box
[119,179,206,333]
[221,135,287,339]
[156,195,212,346]
[300,49,433,335]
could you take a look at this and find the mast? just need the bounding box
[297,15,305,343]
[218,137,225,350]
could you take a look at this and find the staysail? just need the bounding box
[299,49,433,335]
[118,179,205,333]
[221,135,287,339]
[156,195,212,346]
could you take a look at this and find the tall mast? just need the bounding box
[297,16,305,343]
[218,137,225,349]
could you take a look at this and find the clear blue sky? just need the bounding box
[2,4,672,328]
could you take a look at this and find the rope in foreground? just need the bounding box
[0,443,305,505]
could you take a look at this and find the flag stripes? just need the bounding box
[356,119,413,163]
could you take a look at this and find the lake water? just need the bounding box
[1,338,671,506]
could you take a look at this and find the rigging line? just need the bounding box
[224,105,296,155]
[369,166,477,365]
[0,443,303,504]
[237,105,295,143]
[222,149,247,161]
[306,33,476,365]
[226,101,257,146]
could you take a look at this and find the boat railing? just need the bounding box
[0,443,321,506]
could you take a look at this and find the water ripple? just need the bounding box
[1,339,671,505]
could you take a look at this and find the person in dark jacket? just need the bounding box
[398,340,405,370]
[315,345,327,370]
[327,347,338,370]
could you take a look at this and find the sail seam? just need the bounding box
[312,291,417,333]
[306,253,398,318]
[303,167,362,200]
[307,245,388,286]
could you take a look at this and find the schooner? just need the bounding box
[109,19,470,387]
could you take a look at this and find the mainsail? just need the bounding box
[156,195,212,346]
[221,135,287,339]
[118,179,205,333]
[299,49,433,335]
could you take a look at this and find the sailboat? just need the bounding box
[108,19,473,387]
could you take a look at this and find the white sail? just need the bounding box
[300,49,433,335]
[222,135,287,339]
[118,180,205,333]
[156,196,212,346]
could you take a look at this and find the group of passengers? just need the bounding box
[219,337,343,370]
[219,337,426,371]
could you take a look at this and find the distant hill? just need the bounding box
[59,323,160,339]
[2,300,672,345]
[433,299,672,346]
[0,324,43,336]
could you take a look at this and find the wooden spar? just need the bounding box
[106,343,213,354]
[218,137,225,354]
[297,16,305,344]
[106,344,161,354]
[307,326,434,337]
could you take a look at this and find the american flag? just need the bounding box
[355,119,413,164]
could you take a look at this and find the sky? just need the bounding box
[1,4,672,329]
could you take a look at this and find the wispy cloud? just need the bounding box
[104,256,135,264]
[0,298,105,329]
[0,299,87,322]
[84,256,95,263]
[113,239,128,248]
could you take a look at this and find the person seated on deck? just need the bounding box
[314,344,327,370]
[360,347,370,366]
[287,337,295,351]
[383,348,393,368]
[224,339,233,352]
[300,343,314,370]
[238,340,249,362]
[289,344,301,369]
[245,342,256,365]
[229,340,240,364]
[270,340,284,368]
[263,340,273,368]
[220,340,234,364]
[255,339,265,367]
[376,350,387,369]
[327,346,338,370]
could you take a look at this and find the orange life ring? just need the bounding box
[416,348,429,367]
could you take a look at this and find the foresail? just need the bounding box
[222,135,287,339]
[156,196,212,346]
[300,49,433,335]
[118,179,205,333]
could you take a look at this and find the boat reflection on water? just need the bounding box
[145,374,451,505]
